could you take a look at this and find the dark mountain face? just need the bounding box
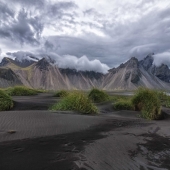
[35,58,50,71]
[124,57,141,83]
[140,54,154,70]
[59,68,103,80]
[110,57,141,84]
[0,57,36,68]
[0,57,11,66]
[0,68,18,81]
[0,68,23,87]
[125,57,139,68]
[152,64,170,83]
[139,55,170,83]
[14,58,35,67]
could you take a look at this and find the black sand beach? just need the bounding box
[0,93,170,170]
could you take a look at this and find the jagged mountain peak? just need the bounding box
[0,57,11,66]
[140,54,154,70]
[0,56,37,68]
[35,58,50,71]
[125,57,139,68]
[0,54,170,90]
[116,57,139,69]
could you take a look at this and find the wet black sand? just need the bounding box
[0,93,170,170]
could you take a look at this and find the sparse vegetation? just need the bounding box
[114,99,134,110]
[131,87,162,120]
[6,86,38,96]
[51,91,98,114]
[157,91,170,108]
[165,99,170,108]
[88,88,109,103]
[54,90,69,97]
[0,90,13,111]
[110,95,132,102]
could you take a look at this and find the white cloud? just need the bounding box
[56,55,109,73]
[153,52,170,67]
[6,51,110,73]
[130,44,156,60]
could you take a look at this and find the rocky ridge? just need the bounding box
[0,55,170,90]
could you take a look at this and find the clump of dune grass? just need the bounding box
[110,95,132,103]
[88,88,109,103]
[51,91,98,114]
[6,86,38,96]
[0,90,13,111]
[165,99,170,108]
[114,99,134,110]
[131,87,161,120]
[54,90,69,97]
[157,91,170,108]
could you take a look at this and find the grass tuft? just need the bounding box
[110,95,132,102]
[114,99,134,110]
[0,90,13,111]
[157,91,170,108]
[6,86,38,96]
[54,90,69,98]
[131,87,161,120]
[51,91,98,114]
[88,88,109,103]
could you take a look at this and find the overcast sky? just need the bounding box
[0,0,170,72]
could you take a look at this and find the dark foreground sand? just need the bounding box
[0,93,170,170]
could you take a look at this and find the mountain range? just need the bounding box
[0,55,170,90]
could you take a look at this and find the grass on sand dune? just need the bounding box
[114,99,134,111]
[6,86,38,96]
[51,91,98,114]
[110,94,134,111]
[54,90,69,98]
[157,91,170,108]
[131,87,162,120]
[0,90,13,111]
[88,88,109,103]
[112,88,166,120]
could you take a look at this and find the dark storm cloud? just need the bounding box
[47,1,77,16]
[99,4,170,64]
[0,7,43,45]
[0,2,15,21]
[3,0,45,7]
[43,35,120,67]
[44,40,55,52]
[127,6,170,60]
[0,0,77,47]
[1,0,170,70]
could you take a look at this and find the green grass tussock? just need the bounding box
[114,99,134,110]
[132,87,161,120]
[88,88,109,103]
[6,86,38,96]
[0,90,13,111]
[110,95,132,102]
[157,91,170,108]
[51,91,98,114]
[54,90,69,97]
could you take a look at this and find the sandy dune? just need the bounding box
[0,93,170,170]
